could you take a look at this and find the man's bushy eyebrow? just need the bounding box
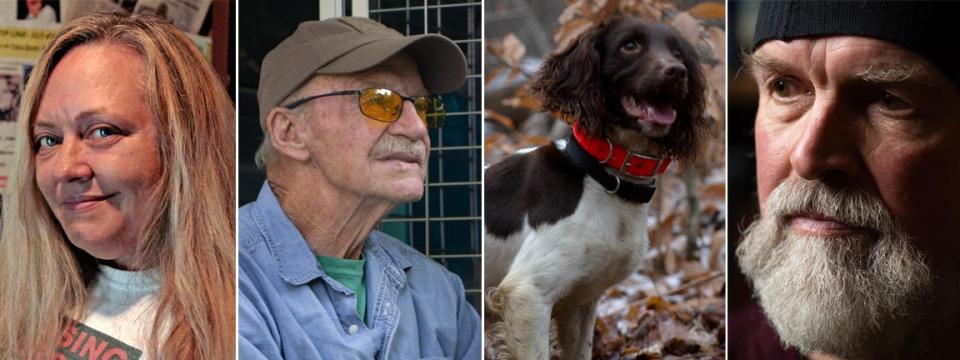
[746,50,934,85]
[742,52,789,75]
[856,62,928,84]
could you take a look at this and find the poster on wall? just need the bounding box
[0,61,26,191]
[10,0,62,28]
[61,0,131,24]
[134,0,211,34]
[0,1,60,62]
[63,0,124,24]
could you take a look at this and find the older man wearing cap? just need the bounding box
[732,1,960,359]
[238,17,480,359]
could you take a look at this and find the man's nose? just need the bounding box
[53,139,93,183]
[788,96,864,183]
[388,99,430,142]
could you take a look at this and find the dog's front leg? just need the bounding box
[498,277,552,360]
[556,299,599,360]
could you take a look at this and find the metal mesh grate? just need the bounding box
[361,0,484,310]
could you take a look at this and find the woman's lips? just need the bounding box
[788,213,870,237]
[62,194,115,212]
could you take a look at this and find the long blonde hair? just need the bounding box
[0,13,235,359]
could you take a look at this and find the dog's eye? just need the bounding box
[620,41,641,53]
[672,48,682,57]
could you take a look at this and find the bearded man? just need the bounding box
[735,2,960,359]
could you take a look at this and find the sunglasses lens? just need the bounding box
[359,89,402,122]
[417,96,445,128]
[414,97,429,124]
[358,89,445,127]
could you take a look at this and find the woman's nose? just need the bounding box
[52,139,93,184]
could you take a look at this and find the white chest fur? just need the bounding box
[486,177,650,310]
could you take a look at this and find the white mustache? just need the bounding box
[370,136,427,161]
[765,179,895,234]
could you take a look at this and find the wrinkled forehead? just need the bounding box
[749,37,952,88]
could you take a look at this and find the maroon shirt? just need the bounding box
[729,302,804,360]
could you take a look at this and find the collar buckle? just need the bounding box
[618,151,662,180]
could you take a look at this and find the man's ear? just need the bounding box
[266,107,311,162]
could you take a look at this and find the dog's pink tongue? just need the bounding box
[648,104,677,125]
[622,97,677,125]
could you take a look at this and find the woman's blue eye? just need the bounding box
[92,127,117,138]
[35,136,58,149]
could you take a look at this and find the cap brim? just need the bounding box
[318,34,467,94]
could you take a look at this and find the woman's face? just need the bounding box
[26,0,42,16]
[33,43,162,269]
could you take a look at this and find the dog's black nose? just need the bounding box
[664,64,687,80]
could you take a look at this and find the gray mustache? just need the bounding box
[766,179,894,232]
[370,136,427,161]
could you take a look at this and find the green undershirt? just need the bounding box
[316,255,367,324]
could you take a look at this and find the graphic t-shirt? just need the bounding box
[57,265,161,360]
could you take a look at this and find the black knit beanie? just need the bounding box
[753,1,958,84]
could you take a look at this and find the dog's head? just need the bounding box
[532,16,707,162]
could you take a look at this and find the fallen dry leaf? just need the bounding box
[669,11,701,45]
[707,26,726,63]
[488,33,526,67]
[484,109,516,129]
[553,18,593,53]
[688,2,725,20]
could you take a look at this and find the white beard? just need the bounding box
[737,179,932,358]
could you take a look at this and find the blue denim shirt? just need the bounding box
[238,183,481,359]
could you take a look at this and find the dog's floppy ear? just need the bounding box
[531,22,609,138]
[664,35,708,164]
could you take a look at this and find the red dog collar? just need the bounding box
[571,124,671,178]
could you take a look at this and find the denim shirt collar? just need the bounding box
[250,183,412,286]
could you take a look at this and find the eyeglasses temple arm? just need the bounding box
[283,90,361,109]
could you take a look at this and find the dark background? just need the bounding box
[728,0,760,318]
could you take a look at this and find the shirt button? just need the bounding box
[348,324,359,335]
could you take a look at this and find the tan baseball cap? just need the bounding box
[257,16,468,123]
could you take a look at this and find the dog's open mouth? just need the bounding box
[621,96,677,126]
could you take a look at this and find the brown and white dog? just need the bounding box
[483,16,707,359]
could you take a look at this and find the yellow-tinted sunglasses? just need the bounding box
[283,88,446,128]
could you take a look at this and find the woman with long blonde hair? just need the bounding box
[0,12,235,358]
